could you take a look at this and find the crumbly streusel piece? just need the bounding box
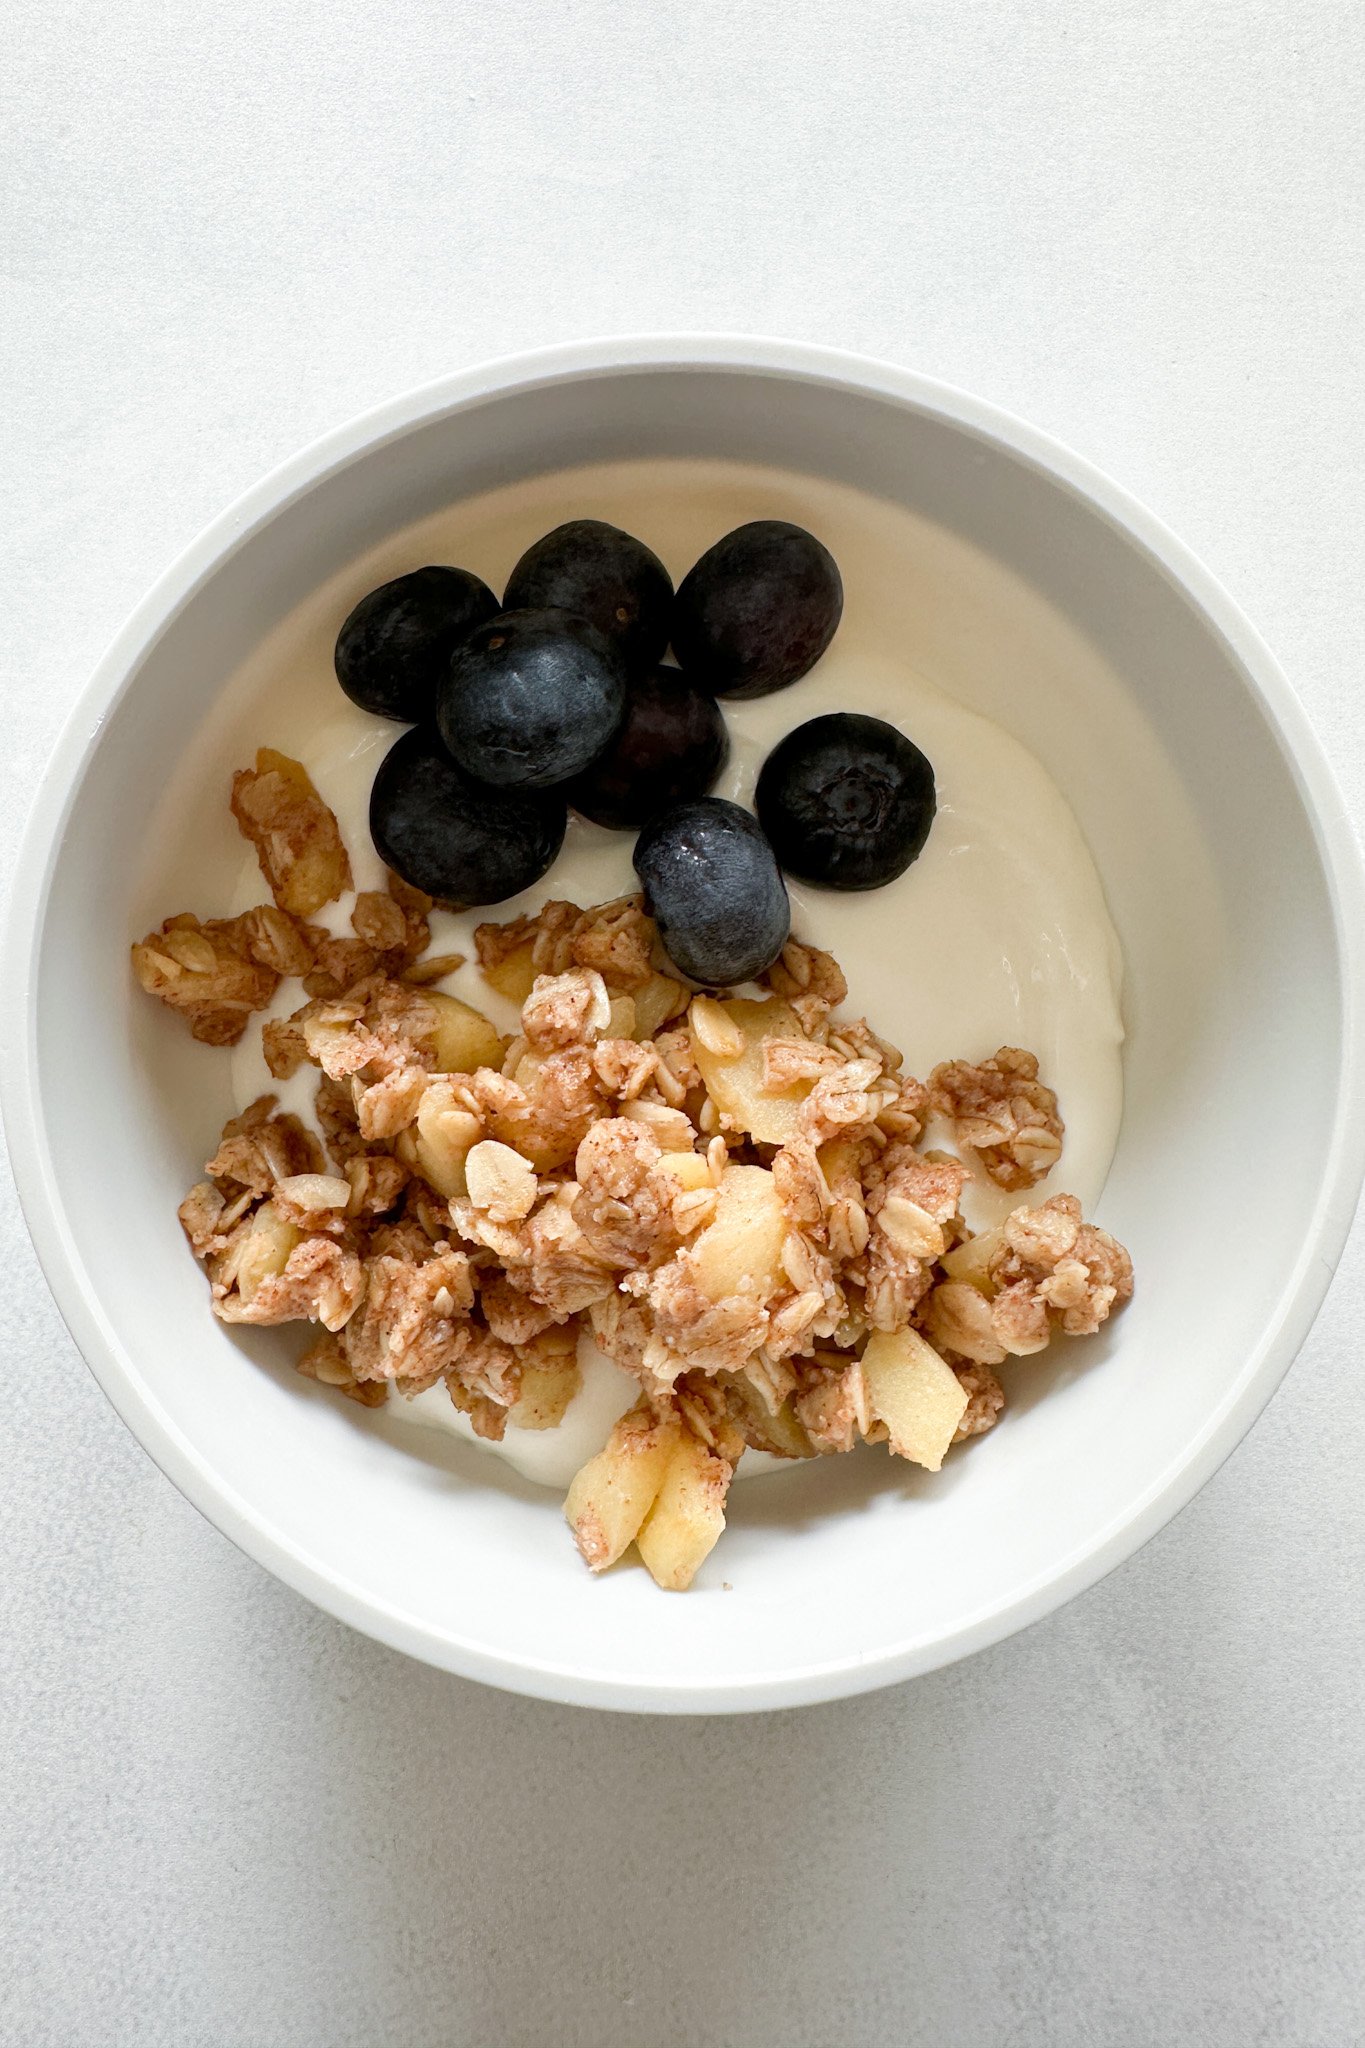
[230,749,352,919]
[673,1372,747,1465]
[923,1191,1133,1367]
[522,969,613,1051]
[131,908,309,1046]
[279,976,442,1140]
[450,1179,619,1321]
[214,1228,365,1330]
[929,1046,1064,1192]
[990,1193,1134,1337]
[793,1353,876,1455]
[178,1100,364,1330]
[476,894,657,993]
[952,1361,1005,1442]
[571,1119,686,1269]
[433,1325,521,1439]
[344,1247,475,1387]
[567,896,657,992]
[861,1152,970,1334]
[344,1152,410,1221]
[204,1094,325,1193]
[297,1329,388,1407]
[642,1262,770,1381]
[796,1057,894,1144]
[763,938,849,1009]
[471,1047,608,1171]
[296,875,432,1000]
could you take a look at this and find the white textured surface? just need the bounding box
[3,2,1364,2041]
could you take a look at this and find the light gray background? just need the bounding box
[4,4,1363,2043]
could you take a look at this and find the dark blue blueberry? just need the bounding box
[370,725,565,907]
[567,666,729,831]
[503,520,673,675]
[436,608,627,790]
[335,566,498,722]
[755,713,935,890]
[671,521,842,700]
[633,797,790,985]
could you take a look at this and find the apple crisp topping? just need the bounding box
[137,749,1133,1592]
[230,747,352,919]
[929,1045,1065,1191]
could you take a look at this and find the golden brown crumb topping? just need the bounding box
[230,748,352,919]
[929,1046,1065,1191]
[142,754,1133,1593]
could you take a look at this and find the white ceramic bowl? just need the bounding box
[7,339,1363,1713]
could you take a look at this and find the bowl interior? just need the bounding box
[19,358,1353,1707]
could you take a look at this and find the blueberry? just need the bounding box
[755,713,935,891]
[503,520,673,675]
[436,608,627,790]
[633,798,790,985]
[671,521,843,700]
[335,566,498,722]
[567,666,729,831]
[370,725,566,907]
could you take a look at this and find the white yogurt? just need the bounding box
[221,461,1125,1490]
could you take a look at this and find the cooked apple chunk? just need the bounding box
[688,995,813,1142]
[940,1227,1004,1293]
[631,972,687,1040]
[688,1165,788,1301]
[424,991,505,1074]
[657,1150,713,1193]
[480,939,538,1006]
[224,1199,301,1305]
[395,1079,481,1199]
[510,1347,582,1431]
[862,1328,969,1471]
[636,1429,733,1590]
[564,1404,680,1571]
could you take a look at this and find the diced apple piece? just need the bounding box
[232,1201,301,1304]
[636,1430,732,1590]
[688,1164,787,1301]
[862,1328,969,1472]
[657,1150,712,1192]
[727,1378,815,1460]
[510,1353,582,1431]
[425,991,505,1074]
[754,1401,815,1461]
[402,1079,481,1198]
[564,1405,680,1571]
[481,941,538,1005]
[690,996,812,1143]
[606,994,637,1038]
[940,1227,1004,1294]
[632,972,686,1040]
[817,1138,859,1181]
[260,745,321,792]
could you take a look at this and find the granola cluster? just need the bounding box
[137,749,1133,1590]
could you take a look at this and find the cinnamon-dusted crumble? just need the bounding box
[230,747,352,919]
[929,1046,1065,1191]
[137,752,1133,1592]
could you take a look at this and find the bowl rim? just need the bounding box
[6,333,1364,1713]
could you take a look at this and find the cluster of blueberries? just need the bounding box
[338,518,936,984]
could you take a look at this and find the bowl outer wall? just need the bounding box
[4,335,1364,1713]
